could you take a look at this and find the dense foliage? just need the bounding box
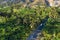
[0,6,60,40]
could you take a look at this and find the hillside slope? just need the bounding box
[0,0,45,7]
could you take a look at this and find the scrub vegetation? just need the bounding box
[0,6,60,40]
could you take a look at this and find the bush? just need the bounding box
[0,6,60,40]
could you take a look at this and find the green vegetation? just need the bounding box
[0,6,60,40]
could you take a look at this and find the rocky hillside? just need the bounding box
[0,0,46,7]
[0,0,60,7]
